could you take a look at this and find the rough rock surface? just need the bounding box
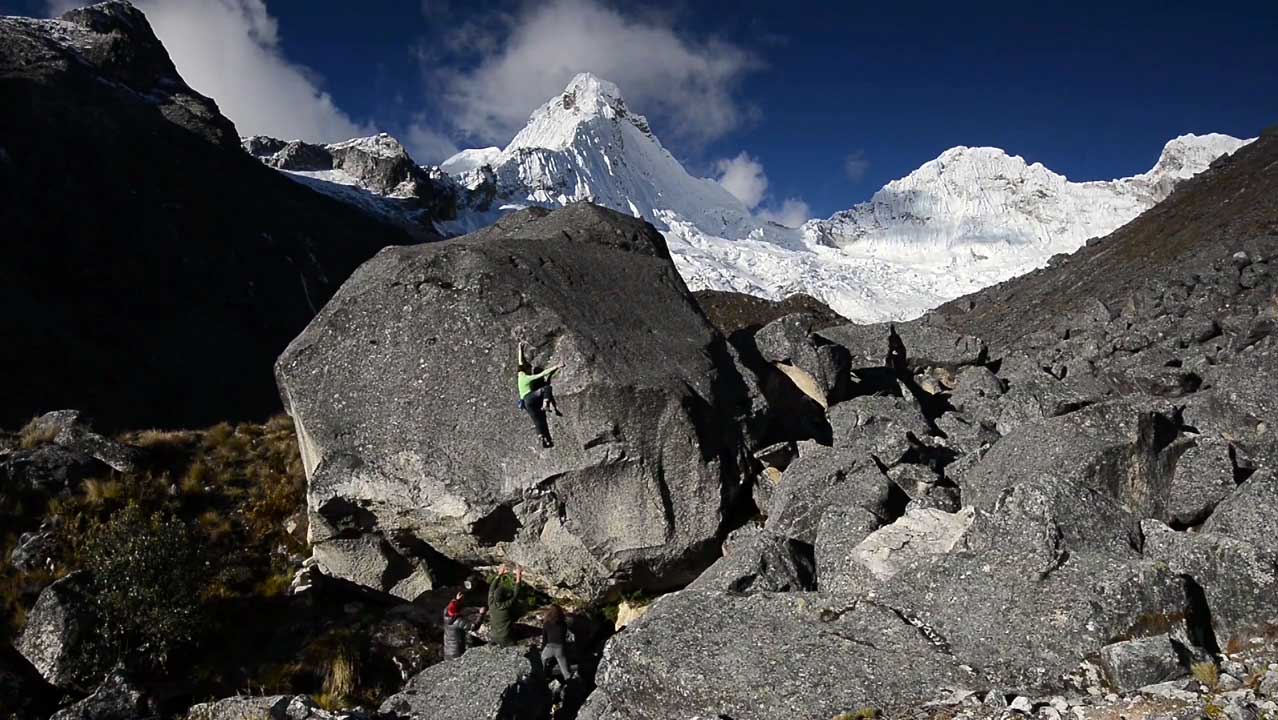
[1096,634,1190,693]
[824,506,974,587]
[48,671,144,720]
[587,131,1278,716]
[591,590,971,719]
[754,313,853,407]
[378,645,550,720]
[819,320,987,370]
[15,573,90,690]
[0,2,412,429]
[278,203,758,598]
[188,695,352,720]
[686,526,814,593]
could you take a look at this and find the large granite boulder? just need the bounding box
[378,645,550,720]
[277,204,758,599]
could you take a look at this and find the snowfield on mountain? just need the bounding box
[253,73,1251,322]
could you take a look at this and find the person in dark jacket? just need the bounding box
[540,604,574,681]
[487,565,522,646]
[442,592,485,660]
[517,342,563,448]
[885,323,908,377]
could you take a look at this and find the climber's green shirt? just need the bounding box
[517,367,558,399]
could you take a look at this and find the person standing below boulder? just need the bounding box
[517,342,564,448]
[487,565,523,646]
[886,323,908,377]
[442,591,485,660]
[541,604,575,681]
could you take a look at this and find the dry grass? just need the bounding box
[1192,661,1220,690]
[83,477,124,505]
[17,416,61,449]
[1,413,314,697]
[322,649,359,702]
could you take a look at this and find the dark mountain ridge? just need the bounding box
[0,1,414,431]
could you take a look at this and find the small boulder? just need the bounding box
[687,528,814,593]
[50,671,145,720]
[1096,635,1189,692]
[1166,438,1239,527]
[9,530,58,572]
[187,695,351,720]
[16,573,91,690]
[0,444,104,494]
[754,313,853,407]
[378,645,551,720]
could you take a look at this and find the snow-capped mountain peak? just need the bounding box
[506,72,653,153]
[437,73,752,240]
[248,73,1252,324]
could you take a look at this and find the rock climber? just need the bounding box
[442,591,486,660]
[517,342,564,448]
[487,564,523,646]
[541,604,575,682]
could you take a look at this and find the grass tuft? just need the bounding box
[1192,660,1220,690]
[17,416,61,449]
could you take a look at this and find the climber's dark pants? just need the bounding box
[523,386,555,439]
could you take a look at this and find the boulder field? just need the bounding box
[273,131,1278,719]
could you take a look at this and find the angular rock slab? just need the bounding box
[379,645,550,720]
[827,506,975,589]
[277,204,757,599]
[590,590,971,720]
[819,320,987,370]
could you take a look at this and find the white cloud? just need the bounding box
[758,198,812,228]
[405,118,460,165]
[434,0,759,146]
[715,152,768,209]
[49,0,373,143]
[844,149,871,181]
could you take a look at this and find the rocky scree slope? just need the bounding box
[276,203,765,601]
[0,1,412,431]
[578,132,1278,718]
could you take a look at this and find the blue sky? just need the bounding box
[8,0,1277,219]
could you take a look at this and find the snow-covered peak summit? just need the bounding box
[506,72,653,153]
[1141,133,1248,183]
